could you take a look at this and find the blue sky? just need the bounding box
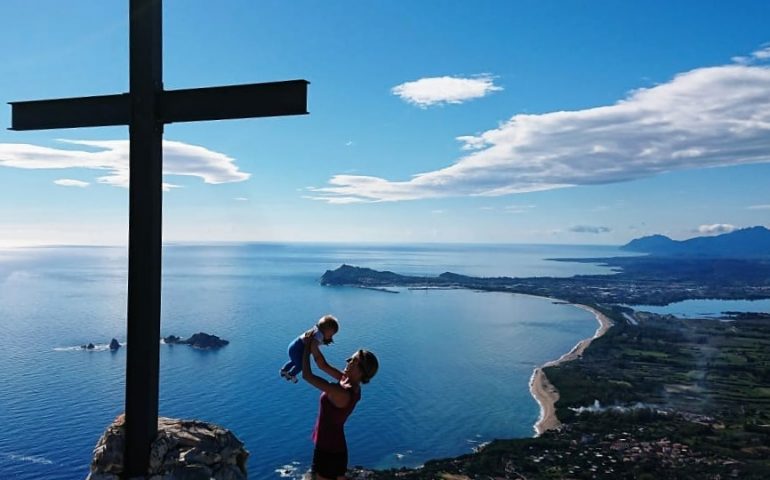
[1,0,769,246]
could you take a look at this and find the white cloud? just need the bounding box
[569,225,611,234]
[748,204,770,210]
[0,139,250,189]
[310,61,770,203]
[392,74,502,108]
[697,223,736,234]
[234,197,248,201]
[54,178,89,188]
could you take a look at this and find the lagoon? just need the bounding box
[629,298,770,318]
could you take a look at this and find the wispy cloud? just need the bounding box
[504,204,535,214]
[54,178,89,188]
[569,225,611,234]
[754,45,770,60]
[748,204,770,210]
[310,59,770,204]
[0,139,250,189]
[732,44,770,64]
[392,74,502,108]
[697,223,736,234]
[234,197,248,202]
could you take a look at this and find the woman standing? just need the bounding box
[301,335,379,480]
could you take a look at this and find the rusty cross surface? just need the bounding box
[8,0,308,476]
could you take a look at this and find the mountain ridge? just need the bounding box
[621,226,770,257]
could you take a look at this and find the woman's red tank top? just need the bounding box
[312,384,361,453]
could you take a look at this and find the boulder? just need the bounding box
[109,338,121,351]
[87,415,248,480]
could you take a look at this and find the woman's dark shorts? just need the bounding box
[312,448,348,478]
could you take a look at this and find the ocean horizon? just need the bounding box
[1,242,633,479]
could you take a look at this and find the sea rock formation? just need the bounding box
[163,332,229,349]
[87,415,248,479]
[109,338,120,351]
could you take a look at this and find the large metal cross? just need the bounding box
[9,1,307,476]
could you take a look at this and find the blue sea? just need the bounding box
[1,243,625,479]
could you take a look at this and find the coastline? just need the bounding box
[529,302,614,435]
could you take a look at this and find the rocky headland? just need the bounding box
[321,255,770,306]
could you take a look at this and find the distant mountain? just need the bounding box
[623,234,678,253]
[621,226,770,257]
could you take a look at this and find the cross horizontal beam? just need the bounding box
[161,79,308,124]
[9,79,308,131]
[9,93,130,131]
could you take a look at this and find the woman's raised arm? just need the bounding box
[310,340,344,381]
[301,337,351,408]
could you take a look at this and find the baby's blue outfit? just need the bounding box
[282,328,324,376]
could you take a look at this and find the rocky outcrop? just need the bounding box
[164,332,229,350]
[321,264,445,287]
[109,338,120,351]
[87,415,248,479]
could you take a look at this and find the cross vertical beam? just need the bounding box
[124,0,162,476]
[8,1,309,476]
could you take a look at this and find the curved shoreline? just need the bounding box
[529,303,614,435]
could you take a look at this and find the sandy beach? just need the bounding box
[529,303,614,435]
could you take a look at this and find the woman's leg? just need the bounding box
[308,471,346,480]
[311,449,347,480]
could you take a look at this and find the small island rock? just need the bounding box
[109,338,120,351]
[186,332,229,349]
[163,332,229,350]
